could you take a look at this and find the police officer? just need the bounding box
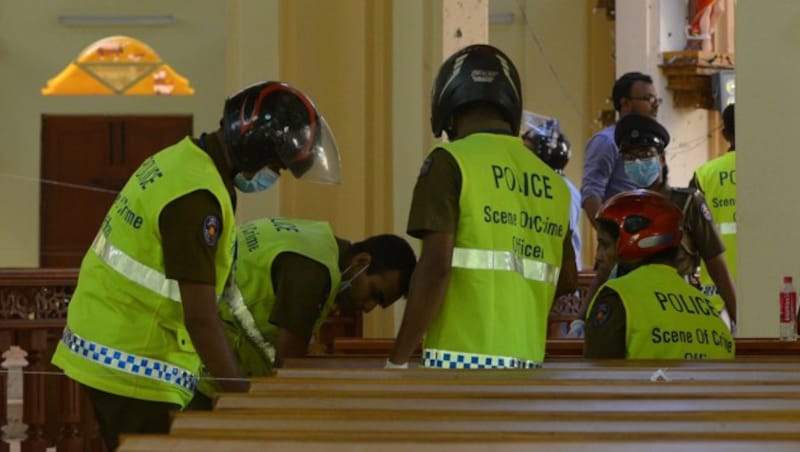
[189,217,416,407]
[388,44,577,369]
[691,103,736,294]
[612,113,736,327]
[584,190,735,359]
[51,81,342,450]
[523,119,582,270]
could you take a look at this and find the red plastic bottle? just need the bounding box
[779,276,797,341]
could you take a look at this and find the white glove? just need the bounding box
[566,319,585,338]
[719,308,733,333]
[384,359,409,369]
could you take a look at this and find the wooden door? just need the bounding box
[40,115,193,267]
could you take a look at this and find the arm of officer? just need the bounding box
[390,149,460,365]
[389,231,454,365]
[687,191,737,324]
[269,253,331,367]
[582,197,603,230]
[161,190,247,393]
[705,254,737,324]
[274,330,309,367]
[579,261,614,320]
[180,282,248,392]
[583,287,626,359]
[555,229,578,296]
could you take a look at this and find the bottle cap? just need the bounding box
[784,276,793,284]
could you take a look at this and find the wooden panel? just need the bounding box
[39,115,192,267]
[40,116,118,267]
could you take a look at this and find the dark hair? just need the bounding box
[612,72,653,112]
[351,234,417,300]
[722,103,735,136]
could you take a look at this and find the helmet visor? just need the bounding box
[280,114,342,185]
[521,110,559,137]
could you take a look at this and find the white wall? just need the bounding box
[736,0,799,337]
[616,0,709,188]
[490,0,592,268]
[0,0,279,266]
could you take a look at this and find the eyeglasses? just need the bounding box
[629,95,663,107]
[621,148,659,161]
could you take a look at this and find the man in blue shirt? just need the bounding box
[581,72,661,229]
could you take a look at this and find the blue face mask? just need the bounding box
[233,167,280,193]
[338,264,369,294]
[624,157,661,188]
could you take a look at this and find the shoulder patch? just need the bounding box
[590,301,611,327]
[418,156,433,178]
[699,201,713,222]
[203,215,220,247]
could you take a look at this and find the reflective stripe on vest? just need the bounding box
[223,283,276,365]
[91,232,182,303]
[422,348,541,369]
[61,327,198,392]
[451,247,560,286]
[718,222,736,235]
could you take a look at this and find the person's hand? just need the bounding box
[384,359,408,369]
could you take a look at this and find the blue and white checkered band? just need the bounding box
[61,328,198,393]
[422,348,541,369]
[701,284,719,297]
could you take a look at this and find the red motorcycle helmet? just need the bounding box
[596,189,683,263]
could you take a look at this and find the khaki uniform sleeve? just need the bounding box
[406,148,462,239]
[583,287,627,359]
[688,173,701,191]
[160,190,222,284]
[685,190,726,260]
[269,253,332,342]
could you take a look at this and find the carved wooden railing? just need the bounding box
[0,268,102,452]
[0,267,370,451]
[547,271,596,338]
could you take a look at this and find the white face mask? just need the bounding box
[234,166,280,193]
[338,263,369,294]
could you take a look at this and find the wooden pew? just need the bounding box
[247,380,800,399]
[211,392,800,412]
[269,367,800,382]
[121,357,800,451]
[281,356,800,370]
[167,414,800,438]
[118,434,800,452]
[331,337,800,358]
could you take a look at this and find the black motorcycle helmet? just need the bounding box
[222,81,342,184]
[431,44,523,139]
[523,128,571,172]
